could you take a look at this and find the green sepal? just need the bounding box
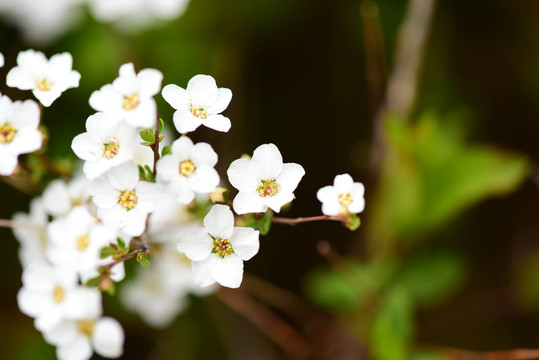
[85,276,100,287]
[139,128,154,144]
[100,245,116,259]
[159,118,165,135]
[137,253,150,267]
[345,213,361,231]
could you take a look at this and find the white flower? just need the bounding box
[71,112,139,180]
[88,0,190,31]
[89,62,163,128]
[12,197,48,268]
[0,52,4,68]
[44,316,124,360]
[147,194,198,244]
[89,161,161,236]
[316,174,365,216]
[0,94,42,175]
[6,49,80,107]
[0,0,84,44]
[227,143,305,214]
[162,74,232,134]
[17,263,101,332]
[156,136,220,204]
[46,207,116,276]
[42,176,90,218]
[177,204,259,288]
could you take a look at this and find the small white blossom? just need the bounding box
[46,207,116,276]
[162,74,232,134]
[316,174,365,216]
[12,197,48,268]
[44,315,124,360]
[177,204,259,288]
[0,52,4,68]
[88,0,190,31]
[148,194,198,244]
[42,176,90,218]
[156,136,220,204]
[71,112,139,180]
[89,161,161,236]
[17,263,101,333]
[0,94,42,175]
[6,50,80,107]
[227,143,305,214]
[89,62,163,128]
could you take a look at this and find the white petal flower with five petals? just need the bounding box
[156,136,219,204]
[316,174,365,216]
[162,74,232,134]
[89,161,161,236]
[0,94,42,175]
[6,49,81,107]
[227,143,305,214]
[177,204,259,288]
[71,112,139,180]
[89,62,162,128]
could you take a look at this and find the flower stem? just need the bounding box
[271,215,344,226]
[0,218,45,230]
[152,115,160,178]
[102,249,143,270]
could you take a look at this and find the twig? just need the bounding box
[216,287,312,359]
[271,215,344,226]
[432,346,539,360]
[0,218,45,231]
[102,249,143,270]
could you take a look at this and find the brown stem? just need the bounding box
[216,287,312,359]
[102,249,143,270]
[432,346,539,360]
[271,215,344,226]
[0,218,45,231]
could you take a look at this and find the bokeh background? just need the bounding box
[2,0,539,359]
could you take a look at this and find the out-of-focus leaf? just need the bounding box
[399,251,466,307]
[513,249,539,313]
[412,349,448,360]
[370,112,530,246]
[371,286,414,360]
[304,258,395,313]
[241,211,273,235]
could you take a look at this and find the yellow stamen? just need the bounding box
[0,123,16,144]
[36,78,54,91]
[212,237,234,258]
[123,93,140,111]
[76,234,90,251]
[190,104,208,119]
[52,285,65,303]
[179,159,196,177]
[118,190,138,210]
[257,179,280,198]
[338,193,353,213]
[77,320,95,337]
[103,140,120,159]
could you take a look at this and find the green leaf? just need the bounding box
[85,276,100,287]
[138,165,146,179]
[117,237,127,252]
[159,117,165,135]
[144,165,155,182]
[371,286,414,360]
[399,251,466,307]
[162,144,172,156]
[139,129,155,144]
[137,253,150,267]
[242,210,273,235]
[100,245,116,259]
[370,111,531,243]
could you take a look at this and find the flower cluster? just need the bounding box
[4,48,365,360]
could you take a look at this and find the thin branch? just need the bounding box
[432,346,539,360]
[271,215,344,226]
[102,249,143,270]
[216,287,312,359]
[0,218,45,231]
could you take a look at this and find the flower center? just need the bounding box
[118,190,138,210]
[76,234,90,251]
[211,237,234,258]
[77,320,95,337]
[257,179,280,198]
[52,285,65,303]
[123,93,140,111]
[0,123,16,144]
[36,78,54,91]
[179,159,196,177]
[338,193,353,212]
[103,140,120,159]
[190,104,208,119]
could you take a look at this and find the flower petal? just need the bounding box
[92,317,125,359]
[230,227,259,261]
[202,114,231,133]
[251,143,283,180]
[203,204,234,239]
[177,228,212,261]
[210,255,244,288]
